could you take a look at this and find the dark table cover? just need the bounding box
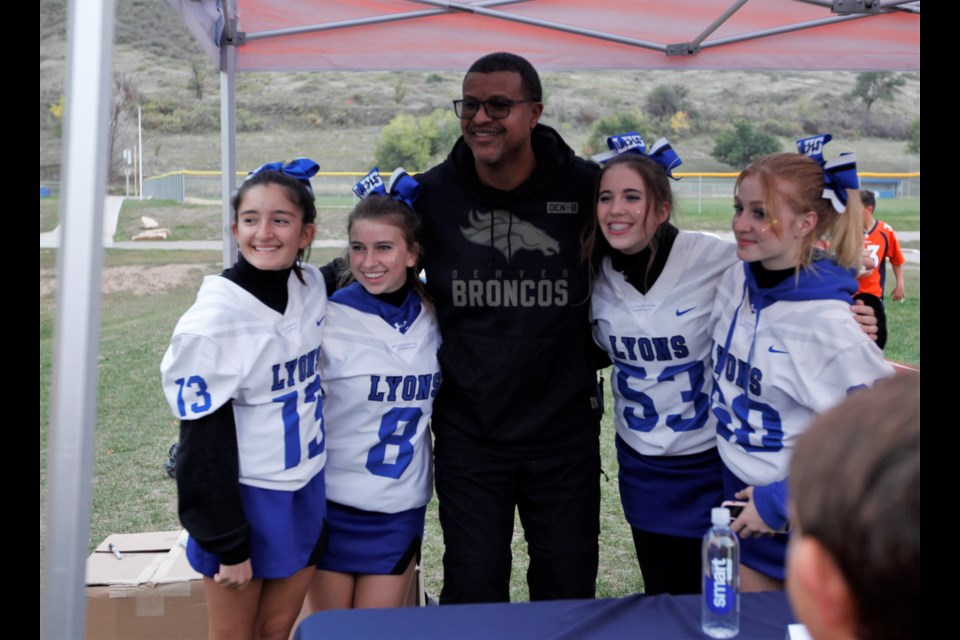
[295,591,796,639]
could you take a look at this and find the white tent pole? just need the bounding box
[138,105,143,199]
[41,0,115,637]
[220,16,238,269]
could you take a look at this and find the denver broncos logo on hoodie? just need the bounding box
[460,209,560,262]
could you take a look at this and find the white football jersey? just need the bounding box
[591,232,737,456]
[161,265,328,490]
[321,297,441,513]
[710,264,895,486]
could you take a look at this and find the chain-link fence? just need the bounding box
[141,170,920,206]
[143,170,365,204]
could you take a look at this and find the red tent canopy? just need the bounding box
[170,0,920,72]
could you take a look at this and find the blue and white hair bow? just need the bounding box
[590,132,683,180]
[352,167,420,209]
[796,134,859,214]
[249,157,319,196]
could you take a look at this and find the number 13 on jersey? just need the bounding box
[273,375,325,470]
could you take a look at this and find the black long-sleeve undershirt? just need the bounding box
[176,402,250,564]
[608,223,679,296]
[176,255,293,565]
[748,260,795,289]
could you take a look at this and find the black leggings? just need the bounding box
[631,528,702,596]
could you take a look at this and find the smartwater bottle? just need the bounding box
[702,507,739,638]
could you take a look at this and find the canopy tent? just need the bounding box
[170,0,920,72]
[167,0,921,267]
[42,1,919,637]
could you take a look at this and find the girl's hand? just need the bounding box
[851,299,878,341]
[214,559,252,589]
[730,487,776,538]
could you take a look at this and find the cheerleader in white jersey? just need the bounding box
[583,136,738,595]
[308,169,440,610]
[160,160,327,640]
[710,136,894,591]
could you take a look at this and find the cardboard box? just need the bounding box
[85,530,207,639]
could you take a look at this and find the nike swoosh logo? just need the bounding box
[316,317,325,327]
[675,306,696,316]
[768,345,788,354]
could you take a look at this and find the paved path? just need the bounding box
[40,198,920,264]
[108,239,349,250]
[40,196,125,249]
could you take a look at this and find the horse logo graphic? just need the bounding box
[460,209,560,262]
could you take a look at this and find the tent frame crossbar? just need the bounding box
[223,0,906,60]
[796,0,921,14]
[240,0,528,42]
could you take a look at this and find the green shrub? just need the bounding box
[375,113,433,171]
[141,100,219,133]
[908,118,920,154]
[645,84,690,120]
[422,108,461,157]
[583,112,649,156]
[237,108,264,133]
[850,71,906,113]
[374,109,460,172]
[711,120,781,169]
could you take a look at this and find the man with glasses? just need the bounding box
[415,52,602,604]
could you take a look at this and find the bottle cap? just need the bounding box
[712,507,730,526]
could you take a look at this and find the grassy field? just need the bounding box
[881,264,921,365]
[114,198,225,242]
[39,244,919,601]
[39,250,222,553]
[40,198,59,233]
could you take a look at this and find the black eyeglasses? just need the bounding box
[452,98,537,120]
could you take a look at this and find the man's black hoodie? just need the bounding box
[416,124,603,454]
